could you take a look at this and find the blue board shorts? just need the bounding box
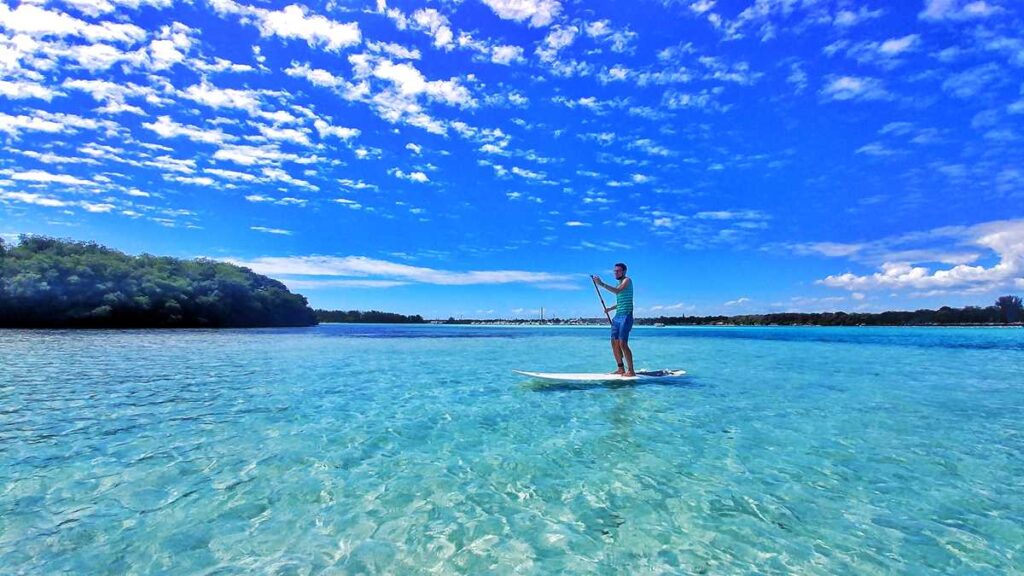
[611,313,634,342]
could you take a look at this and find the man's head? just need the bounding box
[614,262,627,279]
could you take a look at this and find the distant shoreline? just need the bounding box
[3,322,1020,331]
[420,321,1024,328]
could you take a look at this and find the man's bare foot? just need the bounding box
[624,371,636,377]
[609,368,625,375]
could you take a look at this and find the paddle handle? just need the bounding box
[592,277,613,324]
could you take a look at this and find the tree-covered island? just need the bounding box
[0,236,317,328]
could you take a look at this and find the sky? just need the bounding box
[1,0,1023,319]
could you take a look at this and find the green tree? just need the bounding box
[0,236,317,328]
[995,295,1023,323]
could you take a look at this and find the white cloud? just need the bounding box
[257,124,311,146]
[251,226,293,235]
[836,35,921,70]
[385,5,524,66]
[879,34,919,55]
[480,0,562,27]
[695,210,769,221]
[490,44,524,65]
[406,142,422,154]
[62,79,159,111]
[313,119,360,140]
[145,155,196,174]
[834,6,884,27]
[662,89,724,111]
[856,142,901,156]
[565,220,590,227]
[534,23,591,76]
[0,190,69,207]
[780,241,866,258]
[367,40,420,60]
[181,81,263,114]
[390,168,429,183]
[821,75,890,101]
[213,143,301,166]
[143,115,235,145]
[193,57,254,73]
[338,178,378,191]
[689,0,716,15]
[880,121,914,136]
[68,42,143,71]
[253,4,360,52]
[16,150,100,165]
[536,24,577,63]
[919,0,1002,21]
[247,194,308,206]
[282,278,408,289]
[511,166,545,180]
[584,19,636,53]
[334,53,474,134]
[0,79,61,100]
[818,219,1024,293]
[262,166,319,191]
[332,198,362,209]
[941,63,1003,99]
[284,62,346,88]
[226,254,578,286]
[61,0,171,18]
[552,95,630,115]
[208,168,261,182]
[647,302,694,313]
[787,62,808,94]
[411,8,453,50]
[599,65,631,83]
[8,169,95,186]
[80,201,116,213]
[628,138,674,157]
[166,175,214,186]
[371,58,475,107]
[354,146,382,160]
[724,297,751,306]
[0,3,146,44]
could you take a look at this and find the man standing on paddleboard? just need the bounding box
[592,263,634,376]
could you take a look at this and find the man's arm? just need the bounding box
[596,277,630,294]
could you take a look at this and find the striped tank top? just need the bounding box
[615,278,633,317]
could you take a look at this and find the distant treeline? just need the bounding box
[437,297,1023,326]
[0,236,318,328]
[316,309,425,323]
[640,298,1023,326]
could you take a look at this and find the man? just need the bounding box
[592,263,634,376]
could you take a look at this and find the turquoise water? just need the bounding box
[1,325,1022,574]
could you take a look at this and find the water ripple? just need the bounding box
[1,326,1022,573]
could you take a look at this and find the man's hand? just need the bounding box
[590,274,601,283]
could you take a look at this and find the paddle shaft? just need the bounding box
[592,277,613,324]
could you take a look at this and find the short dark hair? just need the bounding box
[615,262,627,272]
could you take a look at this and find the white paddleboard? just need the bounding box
[513,369,686,382]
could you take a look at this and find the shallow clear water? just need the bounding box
[1,325,1022,574]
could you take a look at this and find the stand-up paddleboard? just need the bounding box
[513,369,686,383]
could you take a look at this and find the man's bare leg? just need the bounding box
[621,341,635,376]
[610,339,624,374]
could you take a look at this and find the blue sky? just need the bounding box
[1,0,1022,319]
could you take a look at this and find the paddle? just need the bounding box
[592,276,613,324]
